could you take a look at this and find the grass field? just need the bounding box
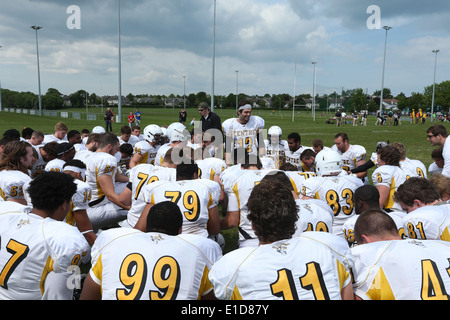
[1,107,448,252]
[1,106,445,168]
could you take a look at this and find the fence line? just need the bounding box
[2,107,106,122]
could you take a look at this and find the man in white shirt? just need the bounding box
[222,101,265,165]
[0,171,89,300]
[42,122,69,144]
[118,125,140,147]
[427,124,450,178]
[332,132,367,178]
[285,132,313,171]
[351,209,450,300]
[85,133,130,232]
[209,177,354,300]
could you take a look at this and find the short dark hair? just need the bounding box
[120,126,132,135]
[86,133,100,145]
[261,171,294,191]
[287,132,301,143]
[119,143,133,157]
[22,127,34,139]
[354,209,399,244]
[146,201,183,235]
[431,147,443,160]
[238,99,252,110]
[67,130,81,140]
[300,148,316,161]
[97,132,119,149]
[3,129,21,140]
[41,141,59,158]
[334,132,349,142]
[27,171,77,212]
[354,185,380,214]
[312,139,324,149]
[176,163,198,180]
[389,142,406,160]
[246,180,298,243]
[377,145,401,166]
[427,124,448,138]
[279,162,298,172]
[394,177,440,206]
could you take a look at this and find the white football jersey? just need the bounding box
[351,239,450,300]
[402,204,450,241]
[331,144,367,172]
[294,198,334,235]
[133,140,160,166]
[0,170,31,202]
[126,164,176,228]
[118,134,139,147]
[143,179,221,237]
[88,228,222,300]
[285,146,314,171]
[222,116,265,155]
[343,211,407,247]
[264,140,288,169]
[43,134,67,145]
[0,201,30,215]
[209,231,352,300]
[44,158,65,172]
[372,165,407,212]
[302,174,364,237]
[85,152,118,206]
[222,169,271,242]
[284,171,317,196]
[74,143,87,153]
[428,162,443,176]
[65,179,92,226]
[400,157,427,179]
[196,157,226,181]
[0,211,89,300]
[73,149,94,165]
[259,156,276,169]
[154,143,172,166]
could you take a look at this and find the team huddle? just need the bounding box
[0,101,449,300]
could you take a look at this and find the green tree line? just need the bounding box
[2,81,450,112]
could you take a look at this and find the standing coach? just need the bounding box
[197,102,222,134]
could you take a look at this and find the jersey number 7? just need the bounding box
[164,190,201,222]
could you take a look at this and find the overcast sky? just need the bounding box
[1,0,449,99]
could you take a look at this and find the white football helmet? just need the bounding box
[376,141,389,152]
[314,149,343,176]
[167,122,189,142]
[268,126,282,143]
[143,124,163,144]
[92,126,106,134]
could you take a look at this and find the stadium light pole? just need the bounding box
[183,75,186,109]
[379,26,392,114]
[211,0,216,112]
[312,61,317,121]
[31,25,43,116]
[117,0,122,123]
[235,70,239,113]
[292,62,296,122]
[431,49,439,120]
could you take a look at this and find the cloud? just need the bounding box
[0,0,449,98]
